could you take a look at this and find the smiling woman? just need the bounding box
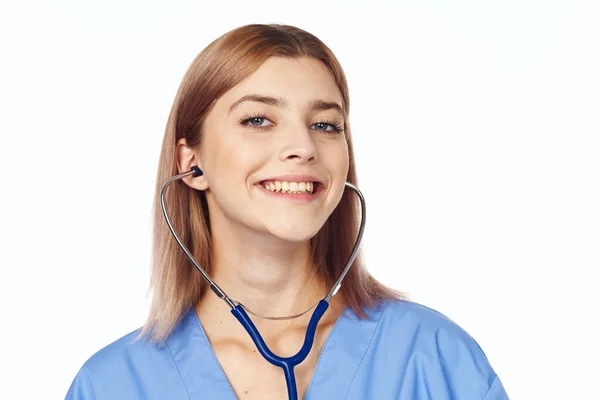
[65,24,510,400]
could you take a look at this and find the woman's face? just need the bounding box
[195,56,349,243]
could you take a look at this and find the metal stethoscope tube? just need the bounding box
[160,166,366,400]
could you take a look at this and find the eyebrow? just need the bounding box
[228,94,344,116]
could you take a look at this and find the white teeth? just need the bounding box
[261,180,317,194]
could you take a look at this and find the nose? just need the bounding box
[278,124,318,164]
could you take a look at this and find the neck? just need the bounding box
[194,216,346,342]
[209,220,325,318]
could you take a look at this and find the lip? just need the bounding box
[257,174,324,185]
[255,181,324,203]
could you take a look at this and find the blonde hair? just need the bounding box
[142,24,404,343]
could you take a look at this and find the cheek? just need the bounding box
[233,142,266,170]
[324,143,350,177]
[325,144,350,202]
[206,137,268,193]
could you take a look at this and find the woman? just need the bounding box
[66,24,509,399]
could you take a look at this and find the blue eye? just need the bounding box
[238,113,344,134]
[239,113,275,130]
[245,117,273,127]
[312,122,342,132]
[310,118,345,134]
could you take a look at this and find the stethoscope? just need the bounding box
[160,166,366,400]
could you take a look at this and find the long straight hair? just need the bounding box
[141,24,404,343]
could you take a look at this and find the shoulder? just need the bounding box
[374,299,493,365]
[356,299,508,399]
[377,299,481,340]
[65,328,182,399]
[373,299,487,348]
[79,328,164,371]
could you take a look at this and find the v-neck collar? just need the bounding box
[304,303,386,398]
[166,302,387,399]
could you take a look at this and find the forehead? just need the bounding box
[215,56,343,111]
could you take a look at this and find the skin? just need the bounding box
[177,56,350,398]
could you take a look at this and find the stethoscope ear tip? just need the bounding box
[191,166,204,177]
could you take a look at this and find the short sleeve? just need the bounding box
[65,366,95,400]
[483,375,510,400]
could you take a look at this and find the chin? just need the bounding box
[266,223,323,243]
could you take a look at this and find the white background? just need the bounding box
[1,1,598,399]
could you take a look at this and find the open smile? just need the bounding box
[255,180,324,202]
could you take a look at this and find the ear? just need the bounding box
[176,138,209,190]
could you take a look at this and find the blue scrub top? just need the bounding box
[66,299,509,399]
